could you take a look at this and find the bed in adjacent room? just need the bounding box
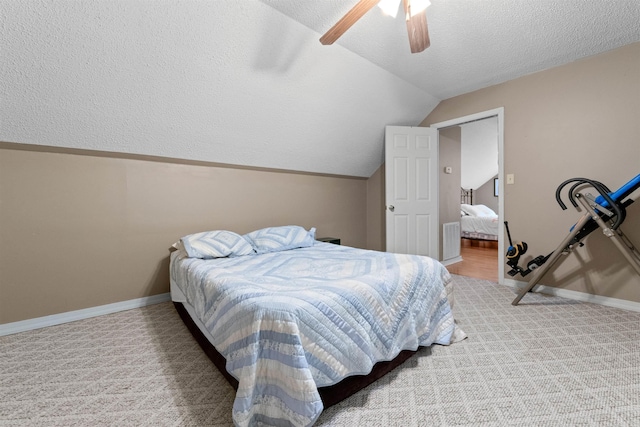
[460,203,499,241]
[170,225,466,427]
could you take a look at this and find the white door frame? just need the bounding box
[430,107,505,285]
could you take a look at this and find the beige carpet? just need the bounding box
[2,275,639,426]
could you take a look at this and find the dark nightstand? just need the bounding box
[317,237,340,245]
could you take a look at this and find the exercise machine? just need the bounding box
[504,221,553,278]
[508,173,640,306]
[504,221,531,277]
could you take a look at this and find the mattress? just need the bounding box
[170,242,465,427]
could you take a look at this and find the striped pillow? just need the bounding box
[180,230,255,259]
[244,226,316,254]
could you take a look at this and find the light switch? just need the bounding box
[507,174,515,184]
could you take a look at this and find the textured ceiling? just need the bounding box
[1,1,437,177]
[262,0,640,99]
[2,1,639,178]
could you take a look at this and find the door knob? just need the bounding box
[388,205,395,212]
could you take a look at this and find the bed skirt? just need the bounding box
[461,230,498,241]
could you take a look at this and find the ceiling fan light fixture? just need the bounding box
[378,0,401,17]
[408,0,431,17]
[320,0,430,53]
[379,0,430,19]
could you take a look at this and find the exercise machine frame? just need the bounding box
[511,175,640,306]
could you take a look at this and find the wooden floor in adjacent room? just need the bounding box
[446,239,499,282]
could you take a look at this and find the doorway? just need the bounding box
[431,108,505,284]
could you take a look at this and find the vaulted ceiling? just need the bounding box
[2,1,639,177]
[263,0,640,99]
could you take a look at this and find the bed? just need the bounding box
[460,203,499,241]
[170,225,466,427]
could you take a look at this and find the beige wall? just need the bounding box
[366,165,385,252]
[422,42,640,302]
[438,127,462,260]
[4,42,640,324]
[0,144,367,324]
[474,175,499,213]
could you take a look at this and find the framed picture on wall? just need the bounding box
[494,178,499,197]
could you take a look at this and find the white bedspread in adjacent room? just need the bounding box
[461,214,499,236]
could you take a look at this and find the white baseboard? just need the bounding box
[441,256,463,266]
[0,293,171,337]
[4,279,638,337]
[502,278,640,312]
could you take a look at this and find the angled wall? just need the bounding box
[0,145,367,324]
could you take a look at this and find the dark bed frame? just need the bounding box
[173,301,419,408]
[461,187,473,205]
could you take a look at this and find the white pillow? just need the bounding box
[244,225,316,254]
[180,230,255,259]
[473,204,497,217]
[461,204,474,216]
[463,204,496,217]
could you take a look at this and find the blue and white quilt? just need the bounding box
[170,242,463,427]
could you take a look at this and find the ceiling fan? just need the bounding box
[320,0,431,53]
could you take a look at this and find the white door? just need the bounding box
[385,126,438,258]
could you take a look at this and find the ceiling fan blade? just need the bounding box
[402,0,430,53]
[320,0,380,45]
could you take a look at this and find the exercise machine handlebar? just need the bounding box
[555,177,625,230]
